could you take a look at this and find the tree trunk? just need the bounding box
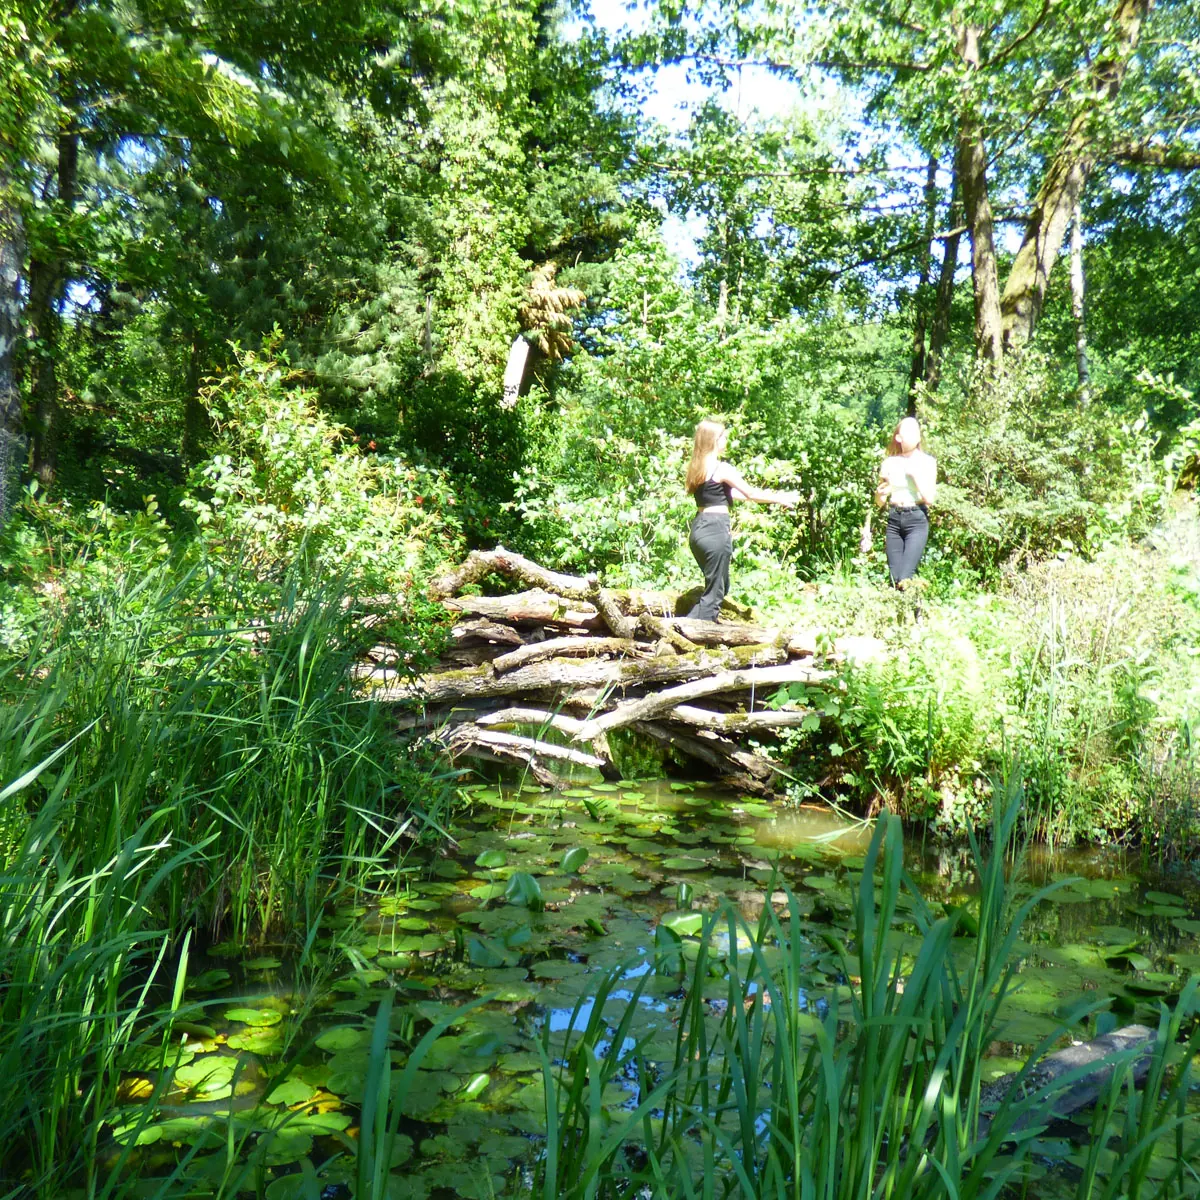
[1069,201,1090,402]
[182,340,208,462]
[27,254,60,488]
[999,0,1148,351]
[925,172,961,392]
[906,155,940,410]
[716,219,729,338]
[0,189,23,525]
[29,124,78,488]
[955,26,1003,363]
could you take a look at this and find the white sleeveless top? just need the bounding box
[880,451,936,507]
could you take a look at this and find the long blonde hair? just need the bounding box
[686,420,726,494]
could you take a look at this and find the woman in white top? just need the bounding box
[684,420,798,620]
[874,416,936,588]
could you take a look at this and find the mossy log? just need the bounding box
[977,1024,1156,1137]
[366,643,792,704]
[571,662,832,742]
[380,548,859,793]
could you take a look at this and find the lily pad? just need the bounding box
[266,1078,316,1107]
[186,969,232,994]
[561,847,589,874]
[661,856,706,871]
[243,956,282,971]
[475,849,508,870]
[226,1027,285,1055]
[174,1056,239,1097]
[316,1026,373,1053]
[224,1007,282,1027]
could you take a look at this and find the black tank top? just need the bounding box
[694,476,732,507]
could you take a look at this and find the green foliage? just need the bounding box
[923,354,1166,580]
[527,786,1200,1198]
[182,337,465,589]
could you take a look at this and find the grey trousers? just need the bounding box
[687,511,732,620]
[885,505,929,584]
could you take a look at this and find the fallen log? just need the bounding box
[444,589,603,629]
[637,612,699,653]
[443,726,607,772]
[430,547,597,602]
[474,707,588,737]
[663,704,816,731]
[978,1024,1157,1137]
[450,618,526,647]
[492,636,636,675]
[368,644,791,705]
[572,662,831,741]
[633,721,775,796]
[670,618,783,648]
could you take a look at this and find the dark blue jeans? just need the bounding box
[885,505,929,584]
[687,511,732,620]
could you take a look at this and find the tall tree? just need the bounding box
[639,0,1200,363]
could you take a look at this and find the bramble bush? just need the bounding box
[180,336,466,591]
[921,354,1166,581]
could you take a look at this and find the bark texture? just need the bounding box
[363,549,883,793]
[955,25,1003,362]
[999,0,1149,351]
[0,186,24,525]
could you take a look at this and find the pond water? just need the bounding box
[107,778,1200,1199]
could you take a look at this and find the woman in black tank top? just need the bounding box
[683,420,799,621]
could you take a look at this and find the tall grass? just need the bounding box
[530,774,1200,1199]
[0,556,448,1195]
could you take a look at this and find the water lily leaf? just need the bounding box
[255,1126,313,1166]
[662,856,706,871]
[475,849,507,869]
[224,1007,282,1028]
[466,935,511,968]
[226,1027,285,1055]
[266,1078,316,1107]
[1173,918,1200,934]
[144,1115,217,1146]
[187,969,232,994]
[561,847,589,874]
[316,1026,373,1053]
[243,956,282,971]
[590,783,620,792]
[563,789,593,798]
[468,883,508,902]
[504,872,545,911]
[660,911,703,936]
[174,1057,239,1097]
[1145,891,1187,905]
[622,791,646,801]
[460,1072,490,1100]
[532,959,583,980]
[803,875,839,891]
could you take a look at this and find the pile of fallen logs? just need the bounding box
[356,548,884,795]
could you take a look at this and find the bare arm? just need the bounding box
[875,472,891,507]
[713,462,798,507]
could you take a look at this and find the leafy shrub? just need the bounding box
[182,335,465,590]
[923,353,1165,579]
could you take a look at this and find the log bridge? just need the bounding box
[355,548,885,794]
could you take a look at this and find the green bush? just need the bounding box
[922,354,1166,580]
[182,335,466,591]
